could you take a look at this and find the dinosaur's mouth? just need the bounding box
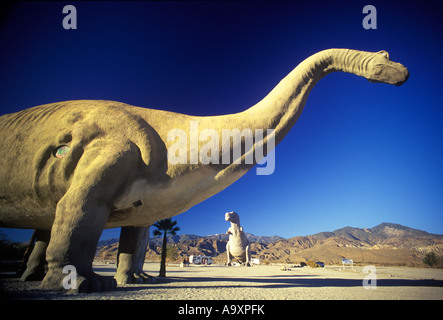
[395,71,409,86]
[367,70,409,86]
[367,79,383,84]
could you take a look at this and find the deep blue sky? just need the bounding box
[0,1,442,242]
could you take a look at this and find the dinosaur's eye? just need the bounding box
[379,51,390,59]
[53,145,70,158]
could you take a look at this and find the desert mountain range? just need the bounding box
[97,223,443,266]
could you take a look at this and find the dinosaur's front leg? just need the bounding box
[115,226,153,284]
[41,193,115,292]
[41,139,139,292]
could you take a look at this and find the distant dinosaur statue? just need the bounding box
[225,211,251,266]
[0,49,408,292]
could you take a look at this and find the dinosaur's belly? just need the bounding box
[229,236,247,258]
[0,202,55,229]
[230,245,246,258]
[110,176,220,227]
[109,166,248,228]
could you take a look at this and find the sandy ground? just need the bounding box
[1,262,443,300]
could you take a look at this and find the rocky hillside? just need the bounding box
[254,223,443,266]
[96,223,443,266]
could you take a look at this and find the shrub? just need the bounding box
[306,260,318,268]
[423,252,438,267]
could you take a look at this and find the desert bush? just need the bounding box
[423,252,438,267]
[306,260,318,268]
[166,244,180,263]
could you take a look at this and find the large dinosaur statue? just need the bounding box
[0,49,408,292]
[225,211,251,266]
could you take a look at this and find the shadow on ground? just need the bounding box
[2,270,442,299]
[118,274,443,291]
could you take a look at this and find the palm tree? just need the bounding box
[153,218,180,277]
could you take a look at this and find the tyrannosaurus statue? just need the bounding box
[225,212,251,266]
[0,49,408,292]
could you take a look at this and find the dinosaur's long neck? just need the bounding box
[242,49,371,146]
[157,49,374,187]
[230,221,240,230]
[207,49,372,180]
[230,221,241,235]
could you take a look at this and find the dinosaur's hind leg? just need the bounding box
[115,226,153,284]
[41,139,140,292]
[245,244,251,267]
[226,242,234,266]
[20,230,50,281]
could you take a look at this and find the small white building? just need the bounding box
[342,259,353,269]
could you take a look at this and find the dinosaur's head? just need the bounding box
[365,50,409,86]
[225,211,240,223]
